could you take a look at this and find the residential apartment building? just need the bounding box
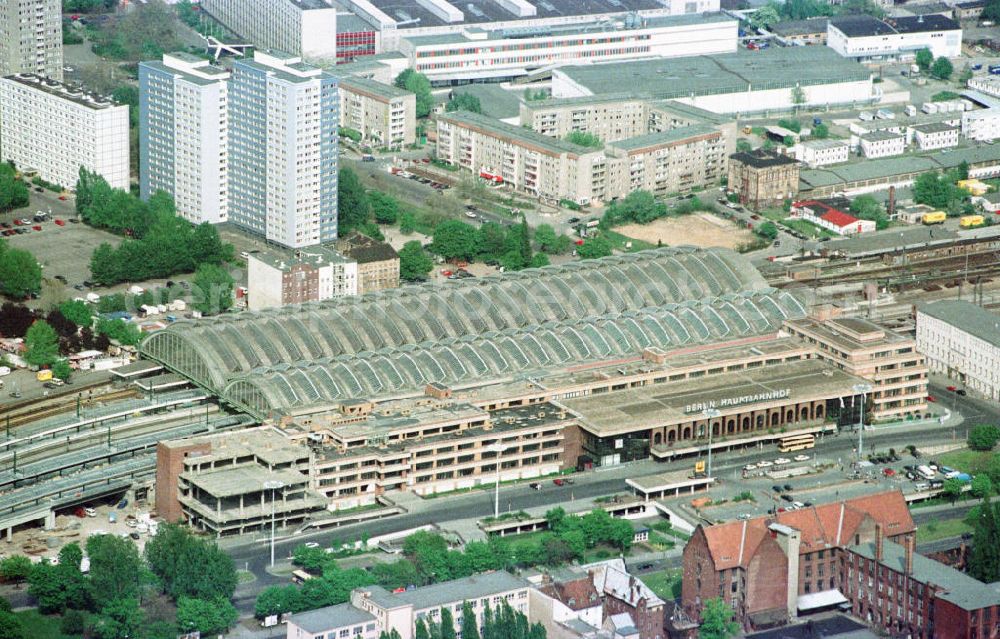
[139,53,230,225]
[827,15,962,61]
[519,96,652,143]
[859,131,905,158]
[840,527,1000,639]
[436,110,607,205]
[338,75,416,147]
[286,572,532,639]
[605,125,729,199]
[0,74,129,191]
[336,231,400,295]
[0,0,62,81]
[727,150,800,208]
[794,139,850,167]
[681,491,916,631]
[911,122,959,150]
[783,317,928,421]
[916,300,1000,400]
[229,51,339,248]
[200,0,338,61]
[437,110,732,204]
[246,246,357,311]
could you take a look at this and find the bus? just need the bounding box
[778,433,816,453]
[291,570,314,584]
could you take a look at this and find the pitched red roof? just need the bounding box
[699,490,914,571]
[820,209,860,228]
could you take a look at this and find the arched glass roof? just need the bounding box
[221,289,808,416]
[141,247,767,390]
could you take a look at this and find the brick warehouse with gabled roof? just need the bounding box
[681,490,915,631]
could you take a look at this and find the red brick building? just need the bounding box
[841,526,1000,639]
[681,491,915,631]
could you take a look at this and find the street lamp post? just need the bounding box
[488,443,507,519]
[702,408,721,479]
[262,480,285,568]
[853,383,873,461]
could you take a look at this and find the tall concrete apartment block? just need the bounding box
[139,53,230,225]
[229,51,339,248]
[0,0,63,81]
[0,74,129,191]
[200,0,337,62]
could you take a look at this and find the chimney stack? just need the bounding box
[874,524,884,563]
[888,185,896,217]
[905,535,914,575]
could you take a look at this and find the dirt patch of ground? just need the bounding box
[615,213,753,249]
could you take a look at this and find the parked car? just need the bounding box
[529,482,541,490]
[793,454,810,462]
[553,478,565,486]
[772,485,783,493]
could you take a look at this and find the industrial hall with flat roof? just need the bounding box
[141,247,927,534]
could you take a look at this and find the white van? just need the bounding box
[917,465,935,480]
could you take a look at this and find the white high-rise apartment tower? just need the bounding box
[139,53,230,224]
[0,0,63,81]
[199,0,337,61]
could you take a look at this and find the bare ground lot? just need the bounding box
[615,213,753,250]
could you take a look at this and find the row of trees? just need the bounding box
[913,163,977,215]
[18,524,238,638]
[750,0,885,30]
[431,219,553,271]
[915,48,954,81]
[88,0,180,62]
[446,93,483,114]
[599,190,715,229]
[415,601,544,639]
[76,169,234,292]
[848,195,891,230]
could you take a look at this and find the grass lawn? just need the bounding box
[601,229,656,253]
[758,208,787,222]
[642,569,683,601]
[916,517,972,543]
[781,218,836,239]
[937,448,993,475]
[14,610,79,639]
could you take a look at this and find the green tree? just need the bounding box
[0,610,21,639]
[915,48,933,72]
[577,236,612,260]
[399,241,434,282]
[969,497,1000,582]
[755,222,779,241]
[416,618,432,639]
[533,224,560,253]
[750,4,780,29]
[395,69,434,118]
[0,242,42,299]
[51,359,72,380]
[24,320,59,367]
[446,93,482,114]
[698,598,740,639]
[849,194,889,230]
[95,318,142,346]
[27,563,69,613]
[176,596,239,635]
[369,191,401,225]
[913,171,964,210]
[58,299,93,327]
[0,164,29,213]
[89,597,143,639]
[0,556,31,583]
[381,630,404,639]
[86,534,143,607]
[191,263,234,315]
[432,220,478,261]
[145,523,237,601]
[338,167,371,233]
[461,601,480,639]
[984,0,1000,21]
[255,584,301,619]
[370,558,422,590]
[601,190,666,227]
[565,131,602,148]
[972,474,994,499]
[790,85,806,109]
[440,606,457,639]
[969,424,1000,451]
[942,477,964,503]
[736,139,753,153]
[931,57,954,80]
[812,122,830,138]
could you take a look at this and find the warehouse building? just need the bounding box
[200,0,338,61]
[0,74,129,191]
[826,14,962,62]
[551,47,875,115]
[338,75,416,147]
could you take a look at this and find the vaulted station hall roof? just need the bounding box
[140,246,801,415]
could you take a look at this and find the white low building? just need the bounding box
[827,14,962,61]
[910,122,959,150]
[859,130,905,158]
[0,74,129,191]
[963,108,1000,142]
[795,139,850,167]
[968,76,1000,99]
[916,300,1000,401]
[792,200,876,236]
[247,246,357,311]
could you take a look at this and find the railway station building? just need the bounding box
[145,247,928,523]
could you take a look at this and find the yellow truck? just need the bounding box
[921,211,947,225]
[960,214,985,228]
[36,369,52,382]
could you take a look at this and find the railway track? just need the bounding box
[1,387,140,429]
